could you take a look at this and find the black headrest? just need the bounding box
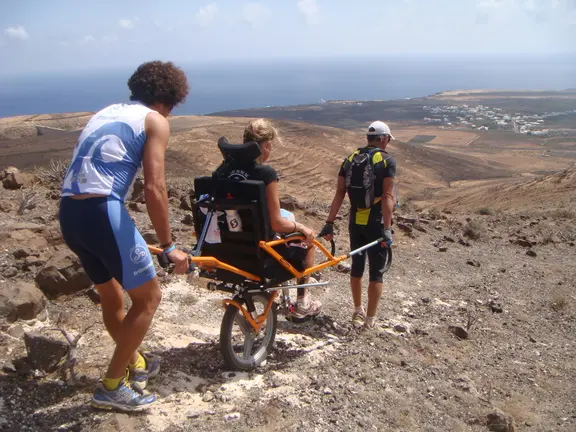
[218,136,262,163]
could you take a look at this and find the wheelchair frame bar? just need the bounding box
[247,280,329,293]
[347,237,385,258]
[149,236,386,285]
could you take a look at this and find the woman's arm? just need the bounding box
[265,181,314,238]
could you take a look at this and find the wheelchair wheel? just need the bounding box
[220,292,277,371]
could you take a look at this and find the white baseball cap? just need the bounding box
[367,121,395,140]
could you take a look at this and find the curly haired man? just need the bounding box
[59,61,190,411]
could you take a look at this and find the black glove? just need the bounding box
[319,222,334,238]
[380,228,393,247]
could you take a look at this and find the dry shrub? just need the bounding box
[463,220,483,240]
[549,209,575,220]
[476,207,493,216]
[35,159,69,187]
[427,207,442,220]
[399,198,417,214]
[17,188,40,215]
[550,292,568,312]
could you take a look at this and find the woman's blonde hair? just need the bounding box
[243,118,280,144]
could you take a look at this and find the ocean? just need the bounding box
[0,54,575,118]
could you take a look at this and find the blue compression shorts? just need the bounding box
[59,196,156,290]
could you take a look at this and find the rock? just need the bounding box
[85,287,101,305]
[42,223,65,247]
[514,239,533,247]
[36,308,49,322]
[449,325,469,340]
[466,260,480,267]
[2,172,35,190]
[1,360,17,373]
[8,229,49,250]
[24,255,47,270]
[1,166,19,179]
[202,391,215,402]
[179,196,193,211]
[2,267,18,278]
[443,235,456,243]
[529,336,537,343]
[11,357,32,376]
[13,248,31,259]
[142,231,160,244]
[7,324,25,338]
[6,222,44,232]
[526,249,537,257]
[94,413,137,432]
[434,225,442,231]
[280,194,300,212]
[458,238,471,247]
[488,299,503,313]
[486,409,516,432]
[0,281,47,322]
[128,202,146,213]
[323,387,333,395]
[335,262,351,274]
[129,177,145,203]
[167,188,181,199]
[224,413,241,421]
[0,200,14,213]
[394,324,408,333]
[397,223,413,233]
[438,247,448,252]
[415,225,428,233]
[35,250,92,297]
[421,297,431,304]
[24,332,69,372]
[181,214,194,226]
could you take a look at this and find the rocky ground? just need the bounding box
[1,165,575,432]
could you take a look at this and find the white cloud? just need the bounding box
[196,3,219,27]
[297,0,319,24]
[242,2,272,28]
[119,18,136,29]
[81,35,96,44]
[4,26,29,41]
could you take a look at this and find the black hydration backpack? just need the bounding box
[343,147,385,209]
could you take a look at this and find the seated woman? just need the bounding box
[212,118,322,320]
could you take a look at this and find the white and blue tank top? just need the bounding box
[62,102,156,202]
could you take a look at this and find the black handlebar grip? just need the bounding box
[331,240,336,256]
[157,253,170,268]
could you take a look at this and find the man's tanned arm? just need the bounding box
[142,111,172,246]
[381,177,395,229]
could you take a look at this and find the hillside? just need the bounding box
[0,113,524,204]
[1,110,575,431]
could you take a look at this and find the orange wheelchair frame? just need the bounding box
[147,225,390,371]
[148,235,358,333]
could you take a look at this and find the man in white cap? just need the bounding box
[320,120,396,329]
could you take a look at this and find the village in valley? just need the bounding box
[421,103,576,136]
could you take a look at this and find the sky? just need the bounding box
[0,0,575,76]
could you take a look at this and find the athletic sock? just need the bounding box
[365,316,375,327]
[130,352,147,370]
[354,306,365,315]
[103,374,126,391]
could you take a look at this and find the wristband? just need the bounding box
[326,220,334,225]
[162,244,176,254]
